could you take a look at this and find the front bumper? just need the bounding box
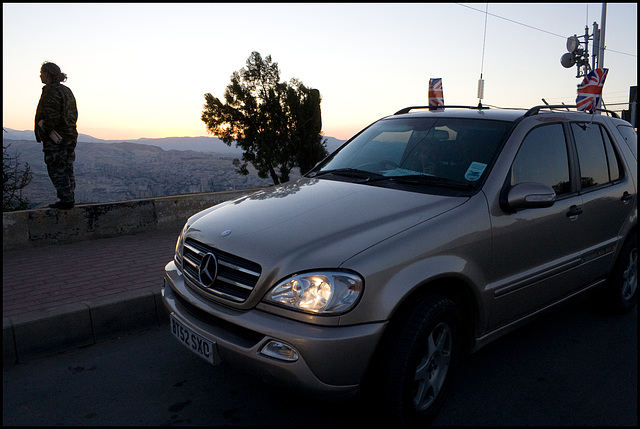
[161,261,386,397]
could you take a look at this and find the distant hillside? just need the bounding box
[2,128,346,155]
[2,130,346,208]
[3,139,273,207]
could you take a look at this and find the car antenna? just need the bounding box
[477,3,489,109]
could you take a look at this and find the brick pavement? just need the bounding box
[3,227,182,364]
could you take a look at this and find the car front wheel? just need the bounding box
[374,294,460,426]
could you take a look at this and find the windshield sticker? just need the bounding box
[464,162,487,181]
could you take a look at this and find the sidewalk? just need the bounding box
[3,227,181,365]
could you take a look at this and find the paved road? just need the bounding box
[3,296,636,426]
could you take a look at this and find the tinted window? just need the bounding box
[571,123,620,189]
[616,124,637,160]
[603,130,620,181]
[511,124,571,196]
[315,117,512,191]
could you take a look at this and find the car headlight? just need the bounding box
[264,271,363,315]
[174,222,189,268]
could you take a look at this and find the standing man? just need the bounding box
[35,61,78,209]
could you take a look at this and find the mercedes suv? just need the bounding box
[162,105,637,425]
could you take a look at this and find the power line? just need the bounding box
[455,3,637,58]
[604,48,636,58]
[456,3,565,38]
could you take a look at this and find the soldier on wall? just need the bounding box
[34,61,78,210]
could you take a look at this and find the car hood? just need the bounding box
[186,177,467,272]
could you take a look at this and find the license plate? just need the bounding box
[170,314,218,365]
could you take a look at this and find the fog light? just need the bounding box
[260,340,299,362]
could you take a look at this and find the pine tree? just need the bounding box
[201,52,327,185]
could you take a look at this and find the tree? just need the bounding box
[3,141,33,212]
[286,80,326,174]
[201,52,327,185]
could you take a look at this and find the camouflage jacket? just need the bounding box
[34,83,78,143]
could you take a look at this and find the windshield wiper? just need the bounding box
[310,168,385,181]
[370,174,474,190]
[311,170,473,189]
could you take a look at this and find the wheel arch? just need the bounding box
[381,276,481,356]
[358,276,481,424]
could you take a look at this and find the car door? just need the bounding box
[567,121,635,278]
[488,121,589,329]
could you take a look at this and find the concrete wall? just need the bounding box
[3,188,263,251]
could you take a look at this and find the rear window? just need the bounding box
[616,124,637,160]
[571,123,622,190]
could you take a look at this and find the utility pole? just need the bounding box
[561,3,608,76]
[560,3,610,112]
[595,3,607,110]
[598,3,607,69]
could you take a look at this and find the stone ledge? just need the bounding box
[3,188,263,251]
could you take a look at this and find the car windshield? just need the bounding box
[310,116,513,193]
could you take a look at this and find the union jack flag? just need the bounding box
[576,68,608,112]
[429,78,444,110]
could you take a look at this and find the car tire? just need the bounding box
[608,234,638,313]
[595,234,638,314]
[374,294,460,426]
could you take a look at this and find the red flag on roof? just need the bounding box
[429,78,444,110]
[576,68,608,113]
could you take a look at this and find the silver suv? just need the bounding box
[162,105,637,425]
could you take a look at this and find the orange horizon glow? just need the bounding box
[2,121,357,142]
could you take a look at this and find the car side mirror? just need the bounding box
[506,183,556,210]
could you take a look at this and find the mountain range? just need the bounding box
[2,128,346,155]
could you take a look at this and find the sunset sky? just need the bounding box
[3,3,637,141]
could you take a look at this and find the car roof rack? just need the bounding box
[395,105,490,115]
[396,104,621,119]
[524,105,620,118]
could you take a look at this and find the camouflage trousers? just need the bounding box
[42,139,77,203]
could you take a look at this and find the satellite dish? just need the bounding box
[566,36,579,53]
[561,52,576,68]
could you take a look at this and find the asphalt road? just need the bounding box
[3,296,637,426]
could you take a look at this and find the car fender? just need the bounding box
[338,194,492,330]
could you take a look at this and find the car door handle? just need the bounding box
[566,205,583,218]
[621,191,632,203]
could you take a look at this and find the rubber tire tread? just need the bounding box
[374,294,460,426]
[603,233,638,314]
